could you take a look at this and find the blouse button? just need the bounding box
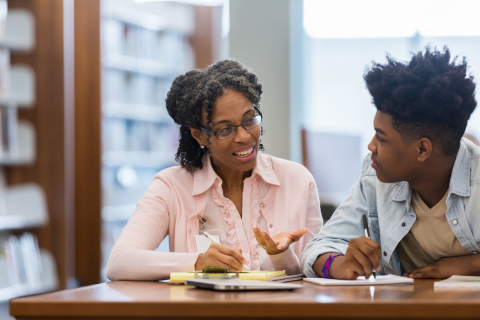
[243,247,248,252]
[453,219,458,225]
[401,222,406,227]
[269,223,273,228]
[260,203,265,208]
[383,252,387,256]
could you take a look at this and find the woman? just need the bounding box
[106,60,322,280]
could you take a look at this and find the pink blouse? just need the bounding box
[106,152,323,280]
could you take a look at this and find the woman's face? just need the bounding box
[192,89,261,173]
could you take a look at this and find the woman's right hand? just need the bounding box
[195,242,247,271]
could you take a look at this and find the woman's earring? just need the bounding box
[198,145,206,156]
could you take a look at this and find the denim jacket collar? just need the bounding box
[391,139,471,207]
[392,182,410,202]
[449,139,471,197]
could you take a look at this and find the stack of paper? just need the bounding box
[304,274,413,286]
[170,270,285,283]
[434,275,480,289]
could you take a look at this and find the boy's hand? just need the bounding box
[329,236,382,280]
[404,255,480,279]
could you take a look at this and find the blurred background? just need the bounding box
[1,0,480,318]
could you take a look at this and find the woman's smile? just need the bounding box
[233,144,256,162]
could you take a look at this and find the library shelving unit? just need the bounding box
[100,0,195,280]
[71,0,220,285]
[0,2,58,310]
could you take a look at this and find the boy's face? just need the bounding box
[368,111,419,183]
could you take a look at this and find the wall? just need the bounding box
[229,0,291,161]
[303,36,480,160]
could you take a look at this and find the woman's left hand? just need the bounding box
[253,223,309,255]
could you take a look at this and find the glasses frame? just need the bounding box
[200,106,263,140]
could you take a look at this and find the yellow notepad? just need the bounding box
[170,270,285,283]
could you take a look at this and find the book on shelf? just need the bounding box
[0,106,18,156]
[102,117,177,156]
[0,47,10,99]
[3,235,20,286]
[0,0,6,39]
[20,233,42,287]
[103,69,172,106]
[102,16,194,72]
[2,232,43,288]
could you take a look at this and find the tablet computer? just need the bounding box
[185,279,304,291]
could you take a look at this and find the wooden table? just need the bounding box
[9,279,480,319]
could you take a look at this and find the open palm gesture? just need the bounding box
[253,223,308,255]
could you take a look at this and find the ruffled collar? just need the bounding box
[191,152,280,196]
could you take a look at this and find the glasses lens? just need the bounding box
[217,127,236,140]
[243,115,262,129]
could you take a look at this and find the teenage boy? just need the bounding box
[300,47,480,279]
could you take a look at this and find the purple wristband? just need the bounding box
[321,254,344,279]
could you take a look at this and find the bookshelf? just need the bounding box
[0,1,58,312]
[71,0,221,285]
[100,0,196,280]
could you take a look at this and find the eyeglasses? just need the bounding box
[201,106,263,140]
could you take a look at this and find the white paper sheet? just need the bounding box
[195,234,220,253]
[434,275,480,289]
[304,274,413,286]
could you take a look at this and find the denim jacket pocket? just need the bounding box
[367,213,380,234]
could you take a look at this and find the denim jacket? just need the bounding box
[301,138,480,277]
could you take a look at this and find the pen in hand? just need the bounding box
[362,214,377,279]
[203,231,251,271]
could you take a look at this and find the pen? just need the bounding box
[203,231,251,271]
[362,214,377,279]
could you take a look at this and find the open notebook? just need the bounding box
[304,274,413,286]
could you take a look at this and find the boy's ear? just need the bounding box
[416,138,433,162]
[190,127,205,147]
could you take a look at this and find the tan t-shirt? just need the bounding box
[397,190,469,273]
